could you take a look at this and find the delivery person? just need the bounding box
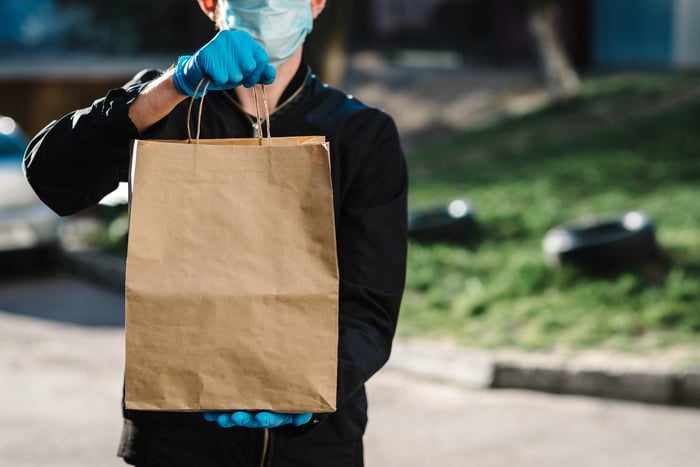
[24,1,407,466]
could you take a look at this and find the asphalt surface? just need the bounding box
[2,284,700,467]
[366,370,700,467]
[344,52,550,152]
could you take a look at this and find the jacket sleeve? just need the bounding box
[334,110,408,409]
[23,70,160,216]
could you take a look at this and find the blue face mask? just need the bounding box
[219,0,313,68]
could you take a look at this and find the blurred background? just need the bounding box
[2,0,698,353]
[1,1,700,465]
[4,0,699,134]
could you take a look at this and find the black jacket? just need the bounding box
[24,66,407,467]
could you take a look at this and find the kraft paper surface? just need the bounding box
[125,137,338,413]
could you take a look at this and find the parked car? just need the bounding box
[0,115,61,263]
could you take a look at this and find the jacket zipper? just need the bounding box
[259,428,270,467]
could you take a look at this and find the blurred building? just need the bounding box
[593,0,700,68]
[0,0,201,136]
[3,0,700,135]
[351,0,592,68]
[3,0,699,69]
[354,0,700,69]
[0,0,64,48]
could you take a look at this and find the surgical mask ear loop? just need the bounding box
[186,77,211,143]
[252,84,272,147]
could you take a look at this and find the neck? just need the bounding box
[234,47,303,116]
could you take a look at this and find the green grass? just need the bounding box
[401,71,700,352]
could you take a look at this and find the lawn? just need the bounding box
[400,71,700,352]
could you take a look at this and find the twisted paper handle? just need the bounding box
[186,78,271,146]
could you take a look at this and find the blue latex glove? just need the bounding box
[173,29,276,97]
[204,411,312,429]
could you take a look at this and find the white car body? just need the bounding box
[0,116,61,254]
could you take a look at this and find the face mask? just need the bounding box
[218,0,313,68]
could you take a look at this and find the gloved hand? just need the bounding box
[173,29,276,97]
[204,411,312,429]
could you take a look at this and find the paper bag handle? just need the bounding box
[186,78,272,147]
[252,84,272,147]
[185,78,210,143]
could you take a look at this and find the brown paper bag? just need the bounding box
[124,135,338,413]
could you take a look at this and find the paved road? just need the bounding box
[2,273,700,467]
[0,272,125,467]
[366,370,700,467]
[344,52,547,151]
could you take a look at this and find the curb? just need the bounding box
[60,250,126,293]
[387,340,700,408]
[61,250,700,409]
[492,364,700,407]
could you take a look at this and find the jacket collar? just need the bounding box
[222,63,311,122]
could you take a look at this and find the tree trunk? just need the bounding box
[523,0,580,100]
[303,1,352,87]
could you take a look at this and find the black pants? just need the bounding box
[124,413,364,467]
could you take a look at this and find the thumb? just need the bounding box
[293,413,313,426]
[255,411,292,427]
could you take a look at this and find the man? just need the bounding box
[24,1,407,466]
